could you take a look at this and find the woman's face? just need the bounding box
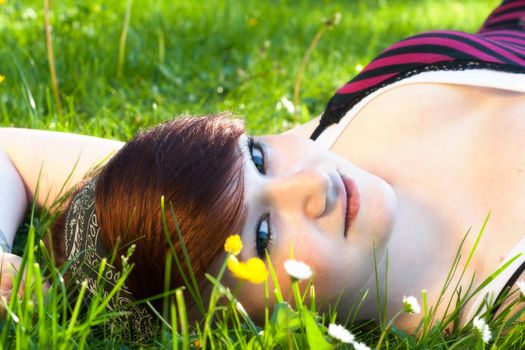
[224,133,398,319]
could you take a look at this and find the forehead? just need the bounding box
[235,134,259,254]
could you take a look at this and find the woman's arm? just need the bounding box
[0,128,124,208]
[0,150,27,250]
[0,128,112,300]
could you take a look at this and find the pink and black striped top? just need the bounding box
[311,0,525,140]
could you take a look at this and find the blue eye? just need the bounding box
[247,137,272,257]
[248,137,265,174]
[256,215,272,258]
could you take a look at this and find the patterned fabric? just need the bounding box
[64,176,160,341]
[311,0,525,140]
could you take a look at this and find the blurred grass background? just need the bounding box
[1,0,499,138]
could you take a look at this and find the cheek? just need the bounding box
[275,227,350,300]
[224,233,374,321]
[332,174,394,253]
[234,281,267,324]
[278,227,379,305]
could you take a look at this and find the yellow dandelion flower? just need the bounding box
[0,75,4,84]
[227,255,248,279]
[224,234,243,256]
[244,258,268,284]
[227,255,268,284]
[247,18,257,27]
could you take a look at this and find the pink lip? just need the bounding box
[340,174,360,236]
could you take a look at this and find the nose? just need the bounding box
[264,168,331,218]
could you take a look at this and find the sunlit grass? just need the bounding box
[3,0,524,349]
[2,206,525,349]
[1,0,499,135]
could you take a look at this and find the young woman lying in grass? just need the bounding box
[1,0,525,343]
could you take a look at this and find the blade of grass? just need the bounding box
[372,241,384,328]
[175,288,189,350]
[171,298,179,350]
[293,13,341,115]
[164,250,173,321]
[60,280,88,350]
[32,263,46,348]
[43,0,62,115]
[158,197,204,314]
[117,0,133,78]
[168,201,204,313]
[265,251,283,303]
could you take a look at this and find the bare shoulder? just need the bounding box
[282,115,321,138]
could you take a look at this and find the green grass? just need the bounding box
[1,0,500,136]
[4,0,525,349]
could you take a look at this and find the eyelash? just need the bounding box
[247,136,272,257]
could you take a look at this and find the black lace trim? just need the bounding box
[311,62,525,140]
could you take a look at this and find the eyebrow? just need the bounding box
[235,136,251,237]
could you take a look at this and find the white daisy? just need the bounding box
[278,96,296,115]
[327,323,355,344]
[402,295,421,314]
[473,316,492,344]
[235,301,248,317]
[333,12,342,26]
[352,341,372,350]
[284,259,313,280]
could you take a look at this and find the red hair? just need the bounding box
[51,114,245,309]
